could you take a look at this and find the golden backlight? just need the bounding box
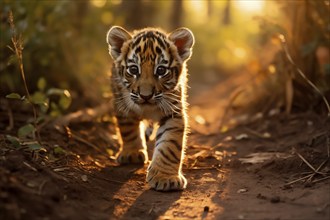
[235,0,265,13]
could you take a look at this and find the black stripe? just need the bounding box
[154,162,175,175]
[159,116,170,127]
[169,139,182,151]
[168,147,180,162]
[156,127,183,140]
[159,157,172,167]
[158,114,182,127]
[120,65,125,76]
[155,36,166,49]
[143,43,148,53]
[159,158,177,171]
[135,46,141,53]
[170,67,180,78]
[156,139,182,151]
[159,149,178,164]
[132,36,142,48]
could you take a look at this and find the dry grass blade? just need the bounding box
[312,176,330,183]
[218,87,245,129]
[296,152,316,172]
[278,34,330,116]
[307,159,329,182]
[285,75,293,114]
[23,161,38,172]
[287,152,329,186]
[285,173,313,186]
[327,134,330,158]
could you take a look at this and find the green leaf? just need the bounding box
[47,88,72,111]
[38,99,49,113]
[31,91,47,105]
[59,90,72,110]
[47,88,65,96]
[28,143,42,150]
[53,146,66,155]
[18,124,35,138]
[6,93,21,99]
[50,102,60,117]
[37,77,47,91]
[5,135,21,148]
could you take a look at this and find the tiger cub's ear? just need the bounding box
[107,26,132,60]
[169,28,195,61]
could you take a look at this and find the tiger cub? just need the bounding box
[106,26,194,191]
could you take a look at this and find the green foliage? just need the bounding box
[5,135,21,148]
[5,77,72,154]
[6,77,72,116]
[53,145,67,156]
[6,93,22,99]
[18,123,35,138]
[1,0,111,96]
[5,135,46,153]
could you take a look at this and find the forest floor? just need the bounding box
[1,71,330,220]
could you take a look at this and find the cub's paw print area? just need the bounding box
[116,149,148,164]
[146,167,187,191]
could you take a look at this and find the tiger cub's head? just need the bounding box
[106,26,194,113]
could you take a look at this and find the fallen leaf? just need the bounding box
[235,133,249,140]
[239,152,292,164]
[194,114,206,125]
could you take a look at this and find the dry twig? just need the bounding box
[70,130,109,157]
[8,11,41,142]
[53,103,113,132]
[23,161,38,172]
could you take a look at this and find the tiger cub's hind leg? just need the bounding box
[116,115,148,164]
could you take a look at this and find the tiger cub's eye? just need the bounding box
[128,65,139,75]
[156,66,167,76]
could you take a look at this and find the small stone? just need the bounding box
[27,181,36,188]
[81,175,88,182]
[237,188,248,193]
[270,196,280,203]
[204,206,209,212]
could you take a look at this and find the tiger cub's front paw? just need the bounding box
[116,149,148,164]
[146,165,187,191]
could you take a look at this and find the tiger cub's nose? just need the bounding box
[140,93,153,101]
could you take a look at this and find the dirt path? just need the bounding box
[1,74,330,220]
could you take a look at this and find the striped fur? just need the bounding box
[107,26,194,191]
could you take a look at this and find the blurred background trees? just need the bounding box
[1,0,329,114]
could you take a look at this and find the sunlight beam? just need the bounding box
[235,0,265,13]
